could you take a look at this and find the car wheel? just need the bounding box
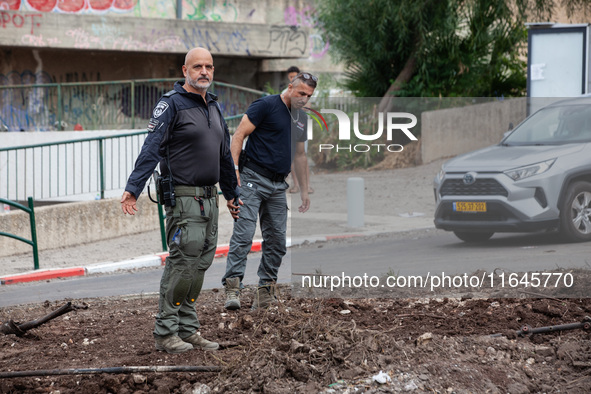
[453,231,494,242]
[559,181,591,242]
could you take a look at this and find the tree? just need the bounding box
[316,0,590,108]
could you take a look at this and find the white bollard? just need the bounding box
[347,177,364,227]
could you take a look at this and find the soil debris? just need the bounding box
[1,287,590,393]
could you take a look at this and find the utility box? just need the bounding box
[526,23,589,114]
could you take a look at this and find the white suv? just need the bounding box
[433,97,591,242]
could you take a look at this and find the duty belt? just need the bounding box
[244,160,287,183]
[174,185,217,199]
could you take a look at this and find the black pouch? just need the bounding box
[160,177,176,207]
[238,149,247,172]
[153,170,175,207]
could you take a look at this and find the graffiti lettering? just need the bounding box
[182,26,250,55]
[309,33,329,58]
[66,27,103,49]
[0,70,54,131]
[1,0,21,11]
[186,0,238,22]
[21,33,61,46]
[24,0,55,12]
[283,5,329,59]
[112,35,183,52]
[13,0,137,13]
[284,5,315,28]
[1,11,42,34]
[262,25,307,56]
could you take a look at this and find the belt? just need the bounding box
[174,185,217,199]
[244,160,287,183]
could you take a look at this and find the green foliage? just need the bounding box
[315,0,557,98]
[263,82,280,95]
[312,0,588,169]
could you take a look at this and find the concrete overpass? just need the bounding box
[0,11,309,58]
[0,0,338,90]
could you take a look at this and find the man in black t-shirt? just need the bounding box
[223,73,317,310]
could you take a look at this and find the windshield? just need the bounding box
[503,104,591,146]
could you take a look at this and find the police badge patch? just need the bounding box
[147,118,159,132]
[153,101,169,118]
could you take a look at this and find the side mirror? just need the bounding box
[508,122,514,131]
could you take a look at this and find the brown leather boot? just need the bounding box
[251,282,277,310]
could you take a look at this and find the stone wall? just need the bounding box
[421,98,528,163]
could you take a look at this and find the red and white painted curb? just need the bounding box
[0,241,259,286]
[0,267,87,285]
[0,234,363,286]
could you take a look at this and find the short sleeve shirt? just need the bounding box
[244,95,307,175]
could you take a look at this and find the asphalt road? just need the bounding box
[1,228,590,307]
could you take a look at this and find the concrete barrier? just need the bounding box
[0,197,159,258]
[421,98,528,163]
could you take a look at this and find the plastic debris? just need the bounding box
[372,370,392,384]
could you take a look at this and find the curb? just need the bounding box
[0,267,86,285]
[0,239,266,286]
[0,233,373,286]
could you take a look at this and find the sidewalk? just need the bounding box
[0,162,440,285]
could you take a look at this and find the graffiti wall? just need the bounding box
[0,0,339,131]
[1,0,139,14]
[0,0,328,56]
[283,4,328,60]
[0,10,309,55]
[0,1,331,64]
[1,0,257,20]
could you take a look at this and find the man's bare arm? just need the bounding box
[293,141,310,213]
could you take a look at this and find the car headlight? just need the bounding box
[503,159,556,181]
[436,166,446,182]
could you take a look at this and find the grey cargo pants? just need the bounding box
[222,167,288,287]
[153,188,218,339]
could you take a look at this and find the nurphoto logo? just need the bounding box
[305,108,418,153]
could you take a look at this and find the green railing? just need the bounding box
[0,131,149,202]
[0,78,267,201]
[0,79,265,132]
[0,197,39,271]
[0,117,247,203]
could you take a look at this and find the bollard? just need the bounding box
[347,177,364,227]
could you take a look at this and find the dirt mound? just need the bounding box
[1,287,590,393]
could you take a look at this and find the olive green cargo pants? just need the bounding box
[153,190,218,339]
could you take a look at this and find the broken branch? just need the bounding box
[0,302,86,336]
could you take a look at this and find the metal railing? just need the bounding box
[0,197,39,270]
[0,79,265,132]
[0,131,148,202]
[0,78,267,201]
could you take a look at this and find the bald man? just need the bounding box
[121,47,239,354]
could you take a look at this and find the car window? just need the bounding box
[504,105,591,145]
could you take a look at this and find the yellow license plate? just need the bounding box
[453,202,487,212]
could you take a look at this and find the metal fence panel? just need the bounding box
[0,79,267,201]
[0,132,148,202]
[0,79,266,132]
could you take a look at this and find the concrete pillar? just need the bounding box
[347,177,364,227]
